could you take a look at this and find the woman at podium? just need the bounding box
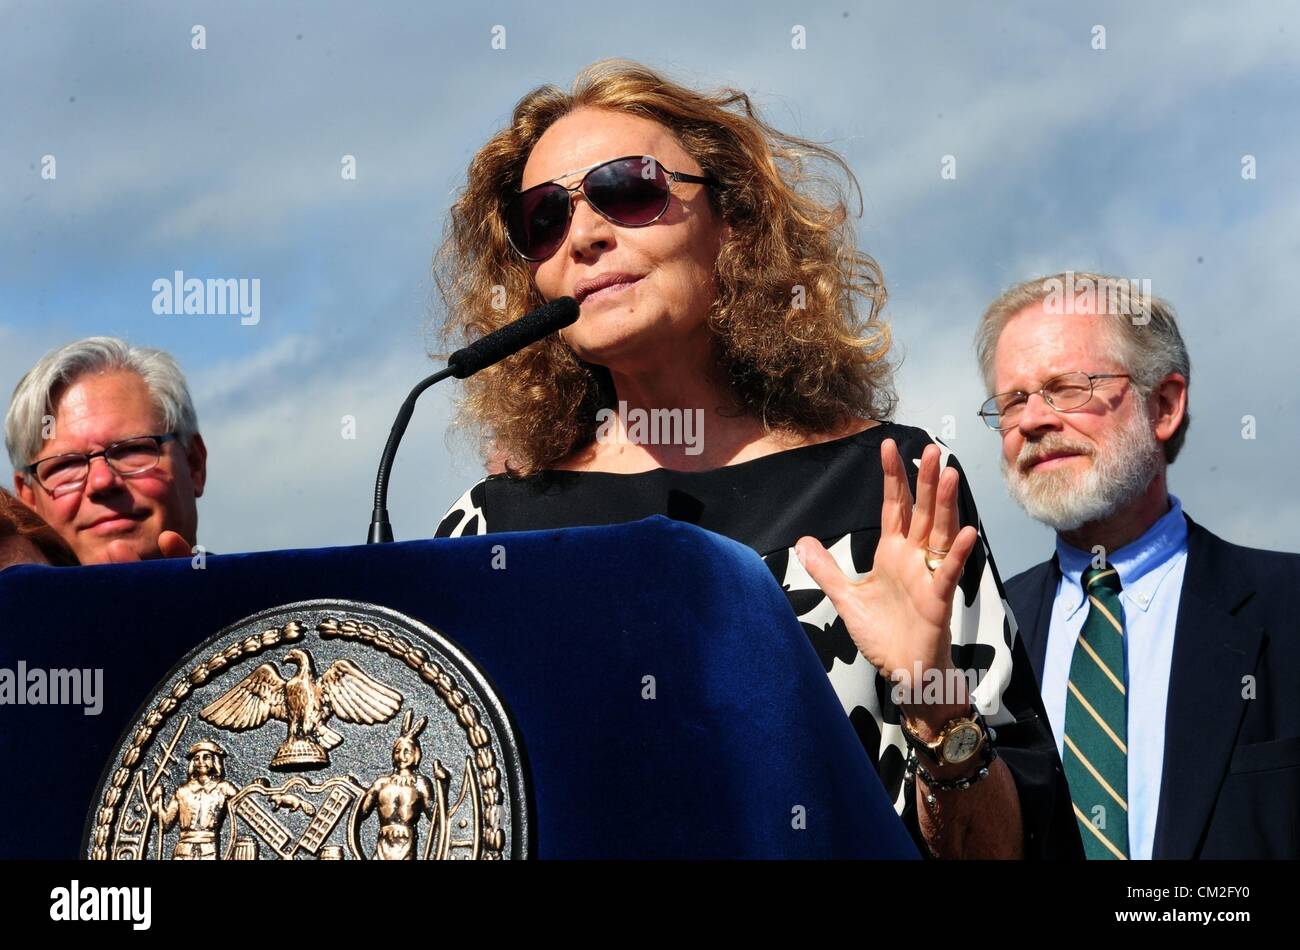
[433,59,1077,860]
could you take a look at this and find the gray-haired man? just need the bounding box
[976,272,1300,859]
[6,337,207,564]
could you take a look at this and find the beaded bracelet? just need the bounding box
[905,731,999,804]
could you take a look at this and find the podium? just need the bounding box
[0,516,917,859]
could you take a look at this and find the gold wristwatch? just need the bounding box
[901,708,987,767]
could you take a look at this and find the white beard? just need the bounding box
[1003,406,1161,532]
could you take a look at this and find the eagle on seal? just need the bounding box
[200,648,403,769]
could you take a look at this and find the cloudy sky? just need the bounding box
[3,0,1296,577]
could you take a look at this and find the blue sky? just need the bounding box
[3,0,1297,575]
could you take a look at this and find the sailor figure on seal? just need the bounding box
[149,740,240,860]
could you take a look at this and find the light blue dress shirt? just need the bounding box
[1040,495,1188,860]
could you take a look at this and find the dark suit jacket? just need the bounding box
[1006,514,1300,858]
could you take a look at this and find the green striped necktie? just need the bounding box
[1064,565,1130,859]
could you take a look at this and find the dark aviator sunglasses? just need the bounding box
[502,155,719,262]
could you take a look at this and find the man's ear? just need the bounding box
[1149,373,1188,445]
[13,474,36,508]
[185,433,209,499]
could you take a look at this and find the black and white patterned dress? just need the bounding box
[436,421,1075,856]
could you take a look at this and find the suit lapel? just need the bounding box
[1153,516,1264,858]
[1025,556,1059,683]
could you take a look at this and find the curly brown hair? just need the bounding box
[434,58,896,475]
[0,488,78,566]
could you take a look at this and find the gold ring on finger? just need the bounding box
[923,546,950,573]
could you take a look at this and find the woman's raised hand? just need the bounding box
[795,439,979,687]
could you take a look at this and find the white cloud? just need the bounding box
[2,0,1297,570]
[193,335,482,553]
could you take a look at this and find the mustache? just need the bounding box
[1014,435,1095,473]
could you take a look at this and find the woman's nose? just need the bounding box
[566,194,615,257]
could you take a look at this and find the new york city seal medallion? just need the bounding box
[85,600,528,860]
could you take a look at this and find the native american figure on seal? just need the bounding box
[357,710,450,860]
[148,740,241,860]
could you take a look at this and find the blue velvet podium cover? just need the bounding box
[0,515,916,859]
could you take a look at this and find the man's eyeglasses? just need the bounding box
[502,154,719,262]
[22,433,179,497]
[978,372,1130,431]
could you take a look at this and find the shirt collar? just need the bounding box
[1055,494,1189,618]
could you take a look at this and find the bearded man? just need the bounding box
[975,272,1300,860]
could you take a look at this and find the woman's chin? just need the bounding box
[568,327,652,364]
[571,313,708,366]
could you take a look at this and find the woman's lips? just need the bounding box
[581,277,642,306]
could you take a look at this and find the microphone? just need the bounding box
[366,296,580,543]
[447,296,580,378]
